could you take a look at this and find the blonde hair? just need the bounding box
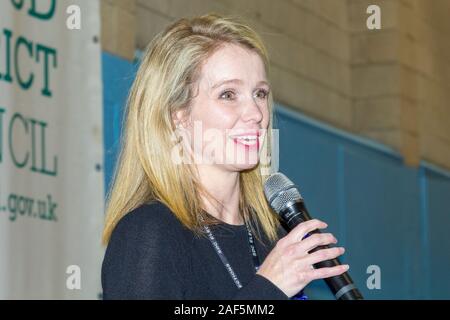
[102,13,281,246]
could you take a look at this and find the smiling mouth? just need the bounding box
[230,135,259,147]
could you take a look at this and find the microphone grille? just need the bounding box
[264,173,303,213]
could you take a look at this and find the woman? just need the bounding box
[101,13,348,300]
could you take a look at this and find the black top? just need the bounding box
[101,201,289,300]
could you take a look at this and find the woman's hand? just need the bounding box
[256,219,349,298]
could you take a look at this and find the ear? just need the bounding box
[171,109,188,129]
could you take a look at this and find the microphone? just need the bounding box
[264,172,364,300]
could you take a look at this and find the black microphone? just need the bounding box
[264,172,364,300]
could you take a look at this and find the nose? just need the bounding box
[241,95,264,124]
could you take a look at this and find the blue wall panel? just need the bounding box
[426,170,450,299]
[102,52,137,196]
[342,150,421,299]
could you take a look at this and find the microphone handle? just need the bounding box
[279,201,364,300]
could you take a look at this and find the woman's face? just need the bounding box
[177,43,270,172]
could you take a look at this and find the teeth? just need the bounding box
[231,135,257,140]
[231,135,258,146]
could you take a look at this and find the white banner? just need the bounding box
[0,0,104,299]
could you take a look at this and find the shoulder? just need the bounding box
[103,200,191,273]
[102,201,191,299]
[114,201,184,234]
[107,200,188,248]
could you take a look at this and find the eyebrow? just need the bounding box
[211,78,270,90]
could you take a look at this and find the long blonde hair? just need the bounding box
[102,13,281,246]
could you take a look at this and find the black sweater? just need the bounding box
[101,201,289,300]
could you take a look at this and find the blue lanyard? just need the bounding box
[203,222,259,289]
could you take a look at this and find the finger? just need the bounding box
[297,233,337,253]
[288,219,328,246]
[285,233,336,260]
[304,247,345,266]
[307,265,349,281]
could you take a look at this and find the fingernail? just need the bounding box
[341,247,345,253]
[344,264,350,270]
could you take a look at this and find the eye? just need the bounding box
[219,90,236,101]
[255,89,269,99]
